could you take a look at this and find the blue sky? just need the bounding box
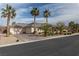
[0,3,79,26]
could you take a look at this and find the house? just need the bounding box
[10,22,44,35]
[26,23,44,34]
[10,23,27,34]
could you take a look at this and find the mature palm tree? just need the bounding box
[1,4,16,37]
[44,9,50,24]
[31,8,39,34]
[43,9,50,36]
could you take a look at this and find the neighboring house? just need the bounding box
[51,26,70,35]
[0,23,72,35]
[10,23,27,34]
[10,25,22,34]
[26,23,44,34]
[10,22,44,34]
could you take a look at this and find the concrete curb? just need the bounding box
[0,33,79,48]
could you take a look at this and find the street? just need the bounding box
[0,35,79,56]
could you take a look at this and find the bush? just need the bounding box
[48,32,53,36]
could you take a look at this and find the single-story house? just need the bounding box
[10,22,44,34]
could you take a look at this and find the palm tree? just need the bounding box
[44,9,50,24]
[1,4,16,37]
[41,24,52,36]
[31,8,39,34]
[43,9,50,36]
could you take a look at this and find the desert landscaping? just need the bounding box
[0,4,79,46]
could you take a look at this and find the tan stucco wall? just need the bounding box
[10,28,22,34]
[25,27,31,33]
[31,27,43,34]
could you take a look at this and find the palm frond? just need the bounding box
[31,8,39,16]
[44,9,50,17]
[1,4,16,19]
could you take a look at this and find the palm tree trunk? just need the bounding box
[46,17,48,24]
[34,16,36,34]
[44,31,47,37]
[44,17,48,37]
[60,30,62,35]
[6,17,10,37]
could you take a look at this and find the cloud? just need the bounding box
[0,3,79,26]
[12,17,45,23]
[38,3,79,25]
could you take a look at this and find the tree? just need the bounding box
[42,9,50,36]
[41,24,52,37]
[1,4,16,37]
[68,21,79,33]
[75,23,79,32]
[56,22,65,34]
[31,8,39,34]
[68,21,75,33]
[44,9,50,24]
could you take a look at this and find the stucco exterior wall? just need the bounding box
[25,27,31,34]
[10,28,22,34]
[31,27,43,34]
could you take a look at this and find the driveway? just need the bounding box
[0,35,79,56]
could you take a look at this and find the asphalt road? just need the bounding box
[0,35,79,56]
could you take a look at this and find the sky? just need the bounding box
[0,3,79,26]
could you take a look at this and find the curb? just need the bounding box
[0,33,79,48]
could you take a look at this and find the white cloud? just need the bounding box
[0,3,79,26]
[38,3,79,25]
[12,17,45,23]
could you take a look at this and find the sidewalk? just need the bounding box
[0,33,79,48]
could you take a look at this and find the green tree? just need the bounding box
[68,21,75,33]
[31,8,39,34]
[75,23,79,32]
[43,9,50,36]
[68,21,79,33]
[56,22,65,34]
[44,9,50,24]
[41,24,52,37]
[1,4,16,37]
